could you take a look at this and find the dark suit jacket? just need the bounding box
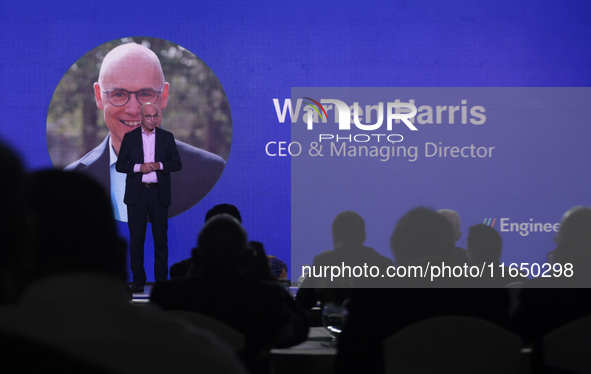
[65,133,225,217]
[115,127,182,206]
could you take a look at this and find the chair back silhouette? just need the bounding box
[167,310,245,351]
[383,316,522,374]
[543,316,591,374]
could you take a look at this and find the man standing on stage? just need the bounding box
[116,103,182,293]
[65,43,225,221]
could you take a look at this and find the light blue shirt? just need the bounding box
[109,137,128,222]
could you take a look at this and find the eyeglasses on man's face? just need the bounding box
[101,86,164,107]
[141,113,160,121]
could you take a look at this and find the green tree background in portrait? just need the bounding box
[47,37,232,167]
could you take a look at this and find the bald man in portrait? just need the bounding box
[65,43,225,221]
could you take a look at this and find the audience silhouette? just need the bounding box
[0,140,30,305]
[334,207,512,374]
[170,203,288,280]
[3,138,591,374]
[437,208,469,263]
[296,211,394,309]
[515,206,591,344]
[170,204,243,278]
[0,169,246,374]
[268,255,288,279]
[247,241,281,282]
[0,142,118,373]
[150,214,308,374]
[467,223,525,285]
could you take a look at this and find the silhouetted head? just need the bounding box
[390,207,455,266]
[467,223,502,263]
[268,256,288,279]
[437,209,462,242]
[26,170,127,280]
[332,211,366,248]
[554,206,591,265]
[244,241,276,282]
[194,214,248,273]
[205,204,242,223]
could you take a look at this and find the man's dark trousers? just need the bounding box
[128,183,169,283]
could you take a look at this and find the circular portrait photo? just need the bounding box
[47,37,232,221]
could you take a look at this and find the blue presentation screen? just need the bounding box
[2,1,591,281]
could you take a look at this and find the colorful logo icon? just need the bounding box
[302,97,328,121]
[483,218,496,227]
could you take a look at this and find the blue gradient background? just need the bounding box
[1,1,590,280]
